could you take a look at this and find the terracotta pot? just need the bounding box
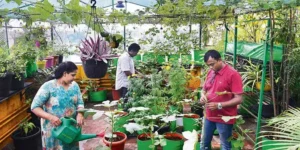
[103,132,127,150]
[112,89,121,100]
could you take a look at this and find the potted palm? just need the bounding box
[240,60,271,91]
[256,107,300,149]
[12,119,41,150]
[79,36,118,78]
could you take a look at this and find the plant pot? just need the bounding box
[143,53,154,62]
[183,114,200,132]
[191,105,204,117]
[170,120,177,132]
[181,54,192,64]
[26,61,37,78]
[163,132,184,150]
[154,124,170,135]
[157,55,166,64]
[58,55,63,64]
[176,117,183,126]
[110,41,120,48]
[261,137,286,150]
[89,90,107,102]
[194,50,206,65]
[52,55,59,66]
[0,73,12,97]
[256,82,271,91]
[168,54,180,62]
[134,55,142,61]
[12,127,42,150]
[103,132,127,150]
[112,58,118,67]
[11,74,25,90]
[45,56,54,68]
[112,89,121,100]
[137,133,156,150]
[82,59,108,78]
[36,60,47,69]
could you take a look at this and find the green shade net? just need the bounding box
[226,42,283,62]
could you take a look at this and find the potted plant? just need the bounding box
[107,66,120,100]
[8,50,28,90]
[256,107,300,149]
[95,101,128,150]
[0,46,13,97]
[240,60,271,91]
[79,36,118,78]
[183,114,201,132]
[12,119,41,150]
[105,34,123,48]
[163,132,184,150]
[82,79,107,102]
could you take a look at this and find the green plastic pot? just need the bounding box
[183,114,200,132]
[137,133,156,150]
[170,121,177,132]
[163,132,184,150]
[157,55,166,64]
[261,137,286,150]
[134,54,142,61]
[26,60,38,78]
[194,50,206,65]
[168,54,180,62]
[142,53,154,62]
[89,90,107,102]
[113,58,118,66]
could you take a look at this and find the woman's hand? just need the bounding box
[76,113,84,127]
[49,115,61,126]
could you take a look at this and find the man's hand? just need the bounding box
[206,102,218,110]
[76,113,84,127]
[49,115,61,126]
[199,92,207,105]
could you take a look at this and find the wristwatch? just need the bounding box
[217,103,222,110]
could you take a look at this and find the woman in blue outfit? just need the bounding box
[31,61,84,150]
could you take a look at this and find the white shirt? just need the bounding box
[115,52,135,90]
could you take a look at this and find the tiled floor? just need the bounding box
[79,103,254,150]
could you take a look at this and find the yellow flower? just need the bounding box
[132,74,137,77]
[165,66,171,70]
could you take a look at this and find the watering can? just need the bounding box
[52,117,105,144]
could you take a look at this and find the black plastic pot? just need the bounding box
[82,59,108,78]
[11,74,25,90]
[12,127,42,150]
[191,104,204,117]
[0,73,12,97]
[58,55,63,64]
[154,124,170,135]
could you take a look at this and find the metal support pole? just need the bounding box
[224,25,228,53]
[124,25,126,50]
[112,0,114,10]
[233,16,238,69]
[254,18,270,147]
[199,23,202,49]
[5,22,9,48]
[189,24,192,33]
[51,24,54,45]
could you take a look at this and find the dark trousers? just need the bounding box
[118,87,128,103]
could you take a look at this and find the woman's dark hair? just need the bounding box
[204,49,221,62]
[128,43,141,52]
[54,61,78,79]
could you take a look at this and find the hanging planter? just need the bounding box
[79,36,118,79]
[137,133,156,150]
[163,132,184,150]
[103,132,127,150]
[183,114,201,132]
[11,74,25,90]
[0,73,12,97]
[82,59,108,78]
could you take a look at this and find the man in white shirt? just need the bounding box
[115,43,141,103]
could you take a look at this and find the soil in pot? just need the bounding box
[164,133,183,141]
[104,136,125,142]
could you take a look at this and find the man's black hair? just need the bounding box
[128,43,141,52]
[204,49,221,62]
